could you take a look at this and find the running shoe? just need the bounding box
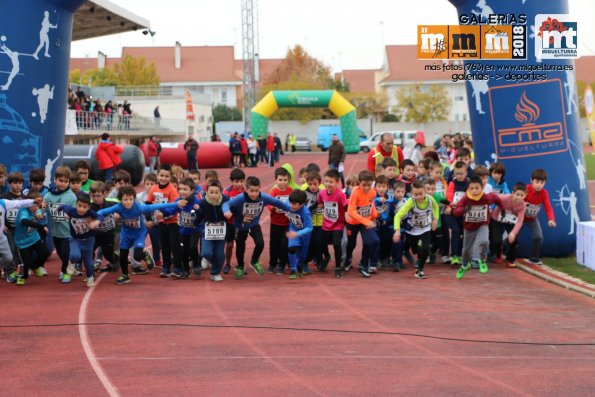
[302,264,313,274]
[66,262,77,276]
[37,267,48,276]
[507,261,517,268]
[171,270,183,278]
[193,266,202,277]
[144,251,155,270]
[415,270,427,279]
[456,263,471,279]
[344,258,352,272]
[86,276,95,288]
[235,267,244,279]
[441,256,451,264]
[450,256,462,266]
[34,268,45,278]
[275,265,284,275]
[211,274,223,282]
[201,258,211,270]
[16,276,25,286]
[289,271,298,280]
[159,271,171,278]
[358,266,370,278]
[114,275,130,285]
[132,267,149,275]
[391,261,402,272]
[528,258,543,265]
[249,261,265,275]
[223,263,231,274]
[479,260,488,274]
[61,274,72,284]
[180,272,190,279]
[471,260,480,270]
[335,268,344,278]
[94,259,102,271]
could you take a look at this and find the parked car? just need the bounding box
[360,130,422,152]
[295,136,312,151]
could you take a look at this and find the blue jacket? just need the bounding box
[374,195,392,226]
[222,192,286,231]
[488,176,510,195]
[280,202,313,238]
[59,205,104,240]
[162,196,202,235]
[15,208,43,249]
[97,202,178,237]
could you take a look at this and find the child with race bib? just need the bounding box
[489,183,527,268]
[444,161,469,266]
[393,180,439,279]
[523,169,556,265]
[222,176,287,279]
[453,176,504,279]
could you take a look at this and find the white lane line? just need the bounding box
[79,273,121,397]
[95,355,595,361]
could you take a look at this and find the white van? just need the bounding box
[359,130,421,152]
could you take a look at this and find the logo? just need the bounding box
[534,14,578,59]
[488,80,568,160]
[418,25,526,60]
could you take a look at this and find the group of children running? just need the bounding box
[0,141,556,287]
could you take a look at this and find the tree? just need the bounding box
[212,104,242,134]
[69,54,160,86]
[342,91,389,121]
[395,83,451,123]
[261,45,332,123]
[382,113,401,122]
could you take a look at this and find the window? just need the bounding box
[221,90,227,103]
[455,96,464,101]
[199,115,205,123]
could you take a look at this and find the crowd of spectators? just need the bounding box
[67,86,133,131]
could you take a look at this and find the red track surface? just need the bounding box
[1,153,595,397]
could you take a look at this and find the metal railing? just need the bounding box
[70,110,187,135]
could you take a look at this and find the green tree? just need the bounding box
[343,91,389,121]
[69,54,160,86]
[395,84,451,123]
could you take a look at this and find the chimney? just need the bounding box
[175,41,181,69]
[97,51,106,69]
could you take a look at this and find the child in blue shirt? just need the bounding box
[161,177,202,279]
[488,162,510,195]
[97,186,184,285]
[14,193,50,285]
[373,175,392,271]
[59,194,103,287]
[283,190,313,280]
[222,176,287,279]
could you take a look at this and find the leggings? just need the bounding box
[18,240,50,279]
[158,223,181,273]
[235,225,264,269]
[180,233,200,273]
[53,236,70,274]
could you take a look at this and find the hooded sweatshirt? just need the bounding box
[44,187,77,238]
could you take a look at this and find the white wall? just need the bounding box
[165,84,239,107]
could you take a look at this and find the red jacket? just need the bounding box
[240,139,248,155]
[107,143,123,167]
[524,184,555,222]
[96,141,115,170]
[267,136,275,151]
[367,144,404,176]
[147,140,158,157]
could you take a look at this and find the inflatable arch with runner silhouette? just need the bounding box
[250,90,360,153]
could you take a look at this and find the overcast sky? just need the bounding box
[71,0,595,72]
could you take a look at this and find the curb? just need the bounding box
[517,263,595,299]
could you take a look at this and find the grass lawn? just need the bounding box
[585,152,595,180]
[544,257,595,285]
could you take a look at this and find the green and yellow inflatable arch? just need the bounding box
[251,90,360,153]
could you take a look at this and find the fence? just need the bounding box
[67,110,187,135]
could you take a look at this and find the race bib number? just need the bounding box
[525,203,541,218]
[178,211,196,228]
[411,210,431,229]
[376,202,389,215]
[453,191,465,205]
[49,203,67,222]
[97,215,116,232]
[152,192,168,204]
[323,202,339,222]
[497,211,518,225]
[465,205,488,223]
[205,222,226,240]
[242,202,263,218]
[275,195,289,213]
[71,217,91,235]
[356,204,372,218]
[436,182,446,196]
[492,186,503,194]
[6,209,18,226]
[286,212,304,229]
[123,217,142,229]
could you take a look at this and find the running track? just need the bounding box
[1,152,594,397]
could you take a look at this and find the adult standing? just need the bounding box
[289,133,297,152]
[154,106,161,127]
[273,133,282,162]
[257,135,267,164]
[247,134,258,167]
[147,136,159,171]
[284,133,290,152]
[367,132,404,177]
[266,133,275,167]
[122,100,132,130]
[229,132,241,167]
[239,134,248,168]
[96,133,122,182]
[328,134,346,186]
[184,135,200,171]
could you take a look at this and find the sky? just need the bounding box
[71,0,595,72]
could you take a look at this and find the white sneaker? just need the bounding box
[441,256,450,264]
[201,257,211,270]
[86,276,95,288]
[66,262,77,276]
[38,267,48,276]
[210,274,223,282]
[94,260,102,270]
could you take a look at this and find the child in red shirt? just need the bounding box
[268,167,292,274]
[523,169,556,265]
